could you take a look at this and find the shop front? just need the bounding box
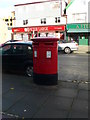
[66,23,89,45]
[12,25,66,41]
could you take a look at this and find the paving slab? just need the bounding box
[2,75,88,119]
[2,90,26,112]
[6,92,49,118]
[78,83,88,90]
[59,81,78,89]
[70,99,88,113]
[34,109,68,118]
[68,110,88,118]
[77,90,88,100]
[0,113,2,120]
[52,87,77,98]
[33,96,72,118]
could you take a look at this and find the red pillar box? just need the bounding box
[32,37,59,85]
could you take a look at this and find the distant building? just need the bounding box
[0,19,11,44]
[0,11,15,43]
[66,0,89,45]
[3,11,15,30]
[12,0,67,41]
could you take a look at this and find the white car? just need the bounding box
[58,40,78,54]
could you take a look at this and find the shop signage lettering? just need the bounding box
[39,27,48,31]
[24,27,48,32]
[24,28,30,32]
[76,24,88,29]
[67,24,89,30]
[12,26,65,33]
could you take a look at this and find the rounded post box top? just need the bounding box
[31,37,59,42]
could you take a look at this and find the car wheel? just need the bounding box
[64,47,71,54]
[25,65,33,77]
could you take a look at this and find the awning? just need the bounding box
[67,29,90,33]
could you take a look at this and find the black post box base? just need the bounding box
[33,73,58,85]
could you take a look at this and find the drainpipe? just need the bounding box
[61,0,62,16]
[60,0,67,40]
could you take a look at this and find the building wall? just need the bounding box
[13,16,66,27]
[3,11,15,28]
[12,0,67,40]
[66,0,89,23]
[15,1,61,20]
[66,0,90,45]
[0,19,11,44]
[13,0,67,27]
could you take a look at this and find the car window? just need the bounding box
[0,47,2,55]
[62,40,67,43]
[58,41,63,44]
[12,44,24,54]
[2,45,12,54]
[26,45,33,54]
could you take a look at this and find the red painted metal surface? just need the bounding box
[32,37,59,75]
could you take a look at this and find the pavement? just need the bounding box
[1,46,89,119]
[74,45,90,54]
[1,75,89,119]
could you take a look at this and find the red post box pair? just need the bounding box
[32,37,59,85]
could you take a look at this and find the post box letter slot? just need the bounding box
[46,51,51,58]
[34,51,37,58]
[33,42,39,46]
[45,42,53,45]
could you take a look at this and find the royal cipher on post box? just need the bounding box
[32,37,59,85]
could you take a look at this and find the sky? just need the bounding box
[0,0,70,18]
[0,0,43,18]
[0,0,89,18]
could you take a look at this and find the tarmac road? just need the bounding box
[58,53,89,82]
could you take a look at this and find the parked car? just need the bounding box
[0,41,33,77]
[58,40,78,54]
[0,40,23,47]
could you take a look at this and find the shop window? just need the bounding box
[28,34,31,40]
[46,33,48,37]
[23,20,25,25]
[55,31,58,33]
[85,34,88,39]
[10,18,12,22]
[26,20,28,24]
[44,18,46,24]
[80,35,83,39]
[55,17,60,23]
[10,23,12,26]
[41,20,43,24]
[21,34,23,40]
[2,45,12,54]
[41,18,46,24]
[58,17,60,22]
[55,17,57,23]
[5,19,8,22]
[34,31,38,37]
[7,23,9,26]
[38,33,40,37]
[23,20,28,25]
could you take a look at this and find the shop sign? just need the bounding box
[67,23,89,30]
[12,26,65,33]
